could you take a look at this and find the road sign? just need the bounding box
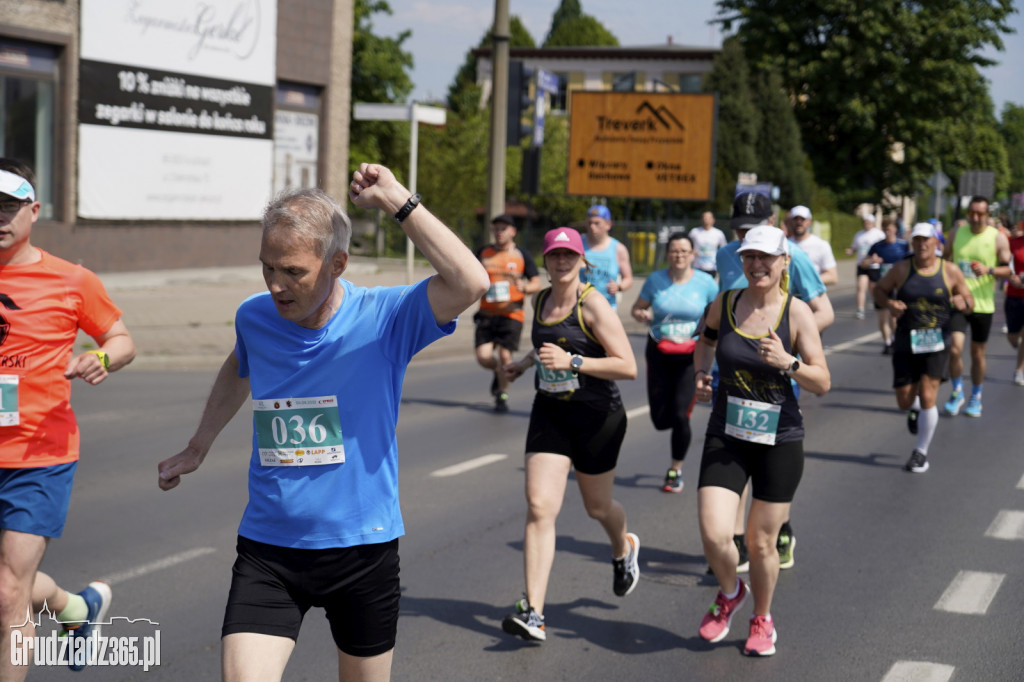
[926,170,950,192]
[567,91,716,201]
[957,170,995,199]
[536,69,559,95]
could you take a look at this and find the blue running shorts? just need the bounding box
[0,462,78,538]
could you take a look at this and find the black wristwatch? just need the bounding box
[394,193,421,222]
[570,354,584,374]
[781,358,800,376]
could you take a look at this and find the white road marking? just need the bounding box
[1017,472,1024,490]
[99,547,217,586]
[934,570,1004,614]
[430,453,508,478]
[984,510,1024,540]
[824,331,881,355]
[626,405,650,419]
[881,661,955,682]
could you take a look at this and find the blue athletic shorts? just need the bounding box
[0,462,78,538]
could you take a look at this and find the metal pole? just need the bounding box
[407,103,419,284]
[487,0,510,239]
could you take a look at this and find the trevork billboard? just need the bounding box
[567,92,716,201]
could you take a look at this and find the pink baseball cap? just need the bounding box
[543,227,585,256]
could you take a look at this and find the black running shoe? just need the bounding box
[501,597,546,641]
[907,408,919,434]
[612,533,640,596]
[904,450,929,473]
[495,392,509,413]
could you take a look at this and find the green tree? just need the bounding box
[999,103,1024,194]
[546,0,583,43]
[702,36,759,212]
[544,16,618,47]
[750,66,814,207]
[714,0,1017,206]
[446,16,535,116]
[349,0,414,175]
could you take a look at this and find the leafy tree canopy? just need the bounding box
[714,0,1017,206]
[544,15,619,47]
[998,103,1024,194]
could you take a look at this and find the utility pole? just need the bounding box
[487,0,510,235]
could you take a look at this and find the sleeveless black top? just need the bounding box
[707,289,804,443]
[893,261,952,355]
[531,284,621,411]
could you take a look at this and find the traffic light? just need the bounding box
[506,60,533,147]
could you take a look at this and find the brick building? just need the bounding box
[0,0,353,271]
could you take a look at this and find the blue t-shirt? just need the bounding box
[581,236,622,307]
[867,239,910,277]
[233,278,455,549]
[639,269,718,341]
[715,241,826,301]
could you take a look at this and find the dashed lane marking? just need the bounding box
[933,570,1005,614]
[430,453,508,477]
[1017,473,1024,490]
[880,661,955,682]
[984,510,1024,540]
[100,547,217,586]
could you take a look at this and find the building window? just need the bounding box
[550,72,569,112]
[611,72,637,92]
[0,38,58,219]
[678,74,703,93]
[273,82,322,194]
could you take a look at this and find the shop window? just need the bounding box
[0,38,57,219]
[273,83,322,194]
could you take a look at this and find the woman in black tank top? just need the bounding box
[691,225,831,656]
[498,227,639,643]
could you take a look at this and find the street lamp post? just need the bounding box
[352,102,447,283]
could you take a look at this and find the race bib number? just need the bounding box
[252,395,345,466]
[657,320,697,343]
[0,375,18,427]
[485,280,511,303]
[910,328,944,354]
[725,396,781,445]
[958,260,977,280]
[536,359,579,394]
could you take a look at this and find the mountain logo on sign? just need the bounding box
[636,102,684,131]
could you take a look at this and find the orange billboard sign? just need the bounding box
[567,92,716,201]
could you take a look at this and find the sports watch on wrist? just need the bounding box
[781,357,799,375]
[89,349,110,370]
[570,354,584,374]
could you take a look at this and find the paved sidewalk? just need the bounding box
[84,256,857,371]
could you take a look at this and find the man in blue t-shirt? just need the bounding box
[864,217,910,354]
[157,164,489,681]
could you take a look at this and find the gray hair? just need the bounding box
[262,188,351,261]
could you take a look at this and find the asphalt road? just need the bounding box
[33,289,1024,681]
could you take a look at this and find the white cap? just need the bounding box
[738,225,789,256]
[910,222,935,239]
[862,214,876,223]
[0,170,34,201]
[790,205,812,220]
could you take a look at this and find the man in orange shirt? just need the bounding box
[0,159,135,676]
[474,215,541,412]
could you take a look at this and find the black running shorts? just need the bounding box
[474,313,524,351]
[950,310,994,344]
[222,536,400,657]
[525,395,627,475]
[892,349,950,387]
[697,435,804,503]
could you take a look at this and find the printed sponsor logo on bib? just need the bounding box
[535,359,579,394]
[252,395,345,466]
[0,375,19,426]
[725,395,781,445]
[910,328,944,354]
[485,280,511,303]
[958,260,977,279]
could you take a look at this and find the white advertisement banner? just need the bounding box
[78,127,273,220]
[78,0,276,220]
[80,0,275,84]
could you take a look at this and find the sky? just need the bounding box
[371,0,1023,115]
